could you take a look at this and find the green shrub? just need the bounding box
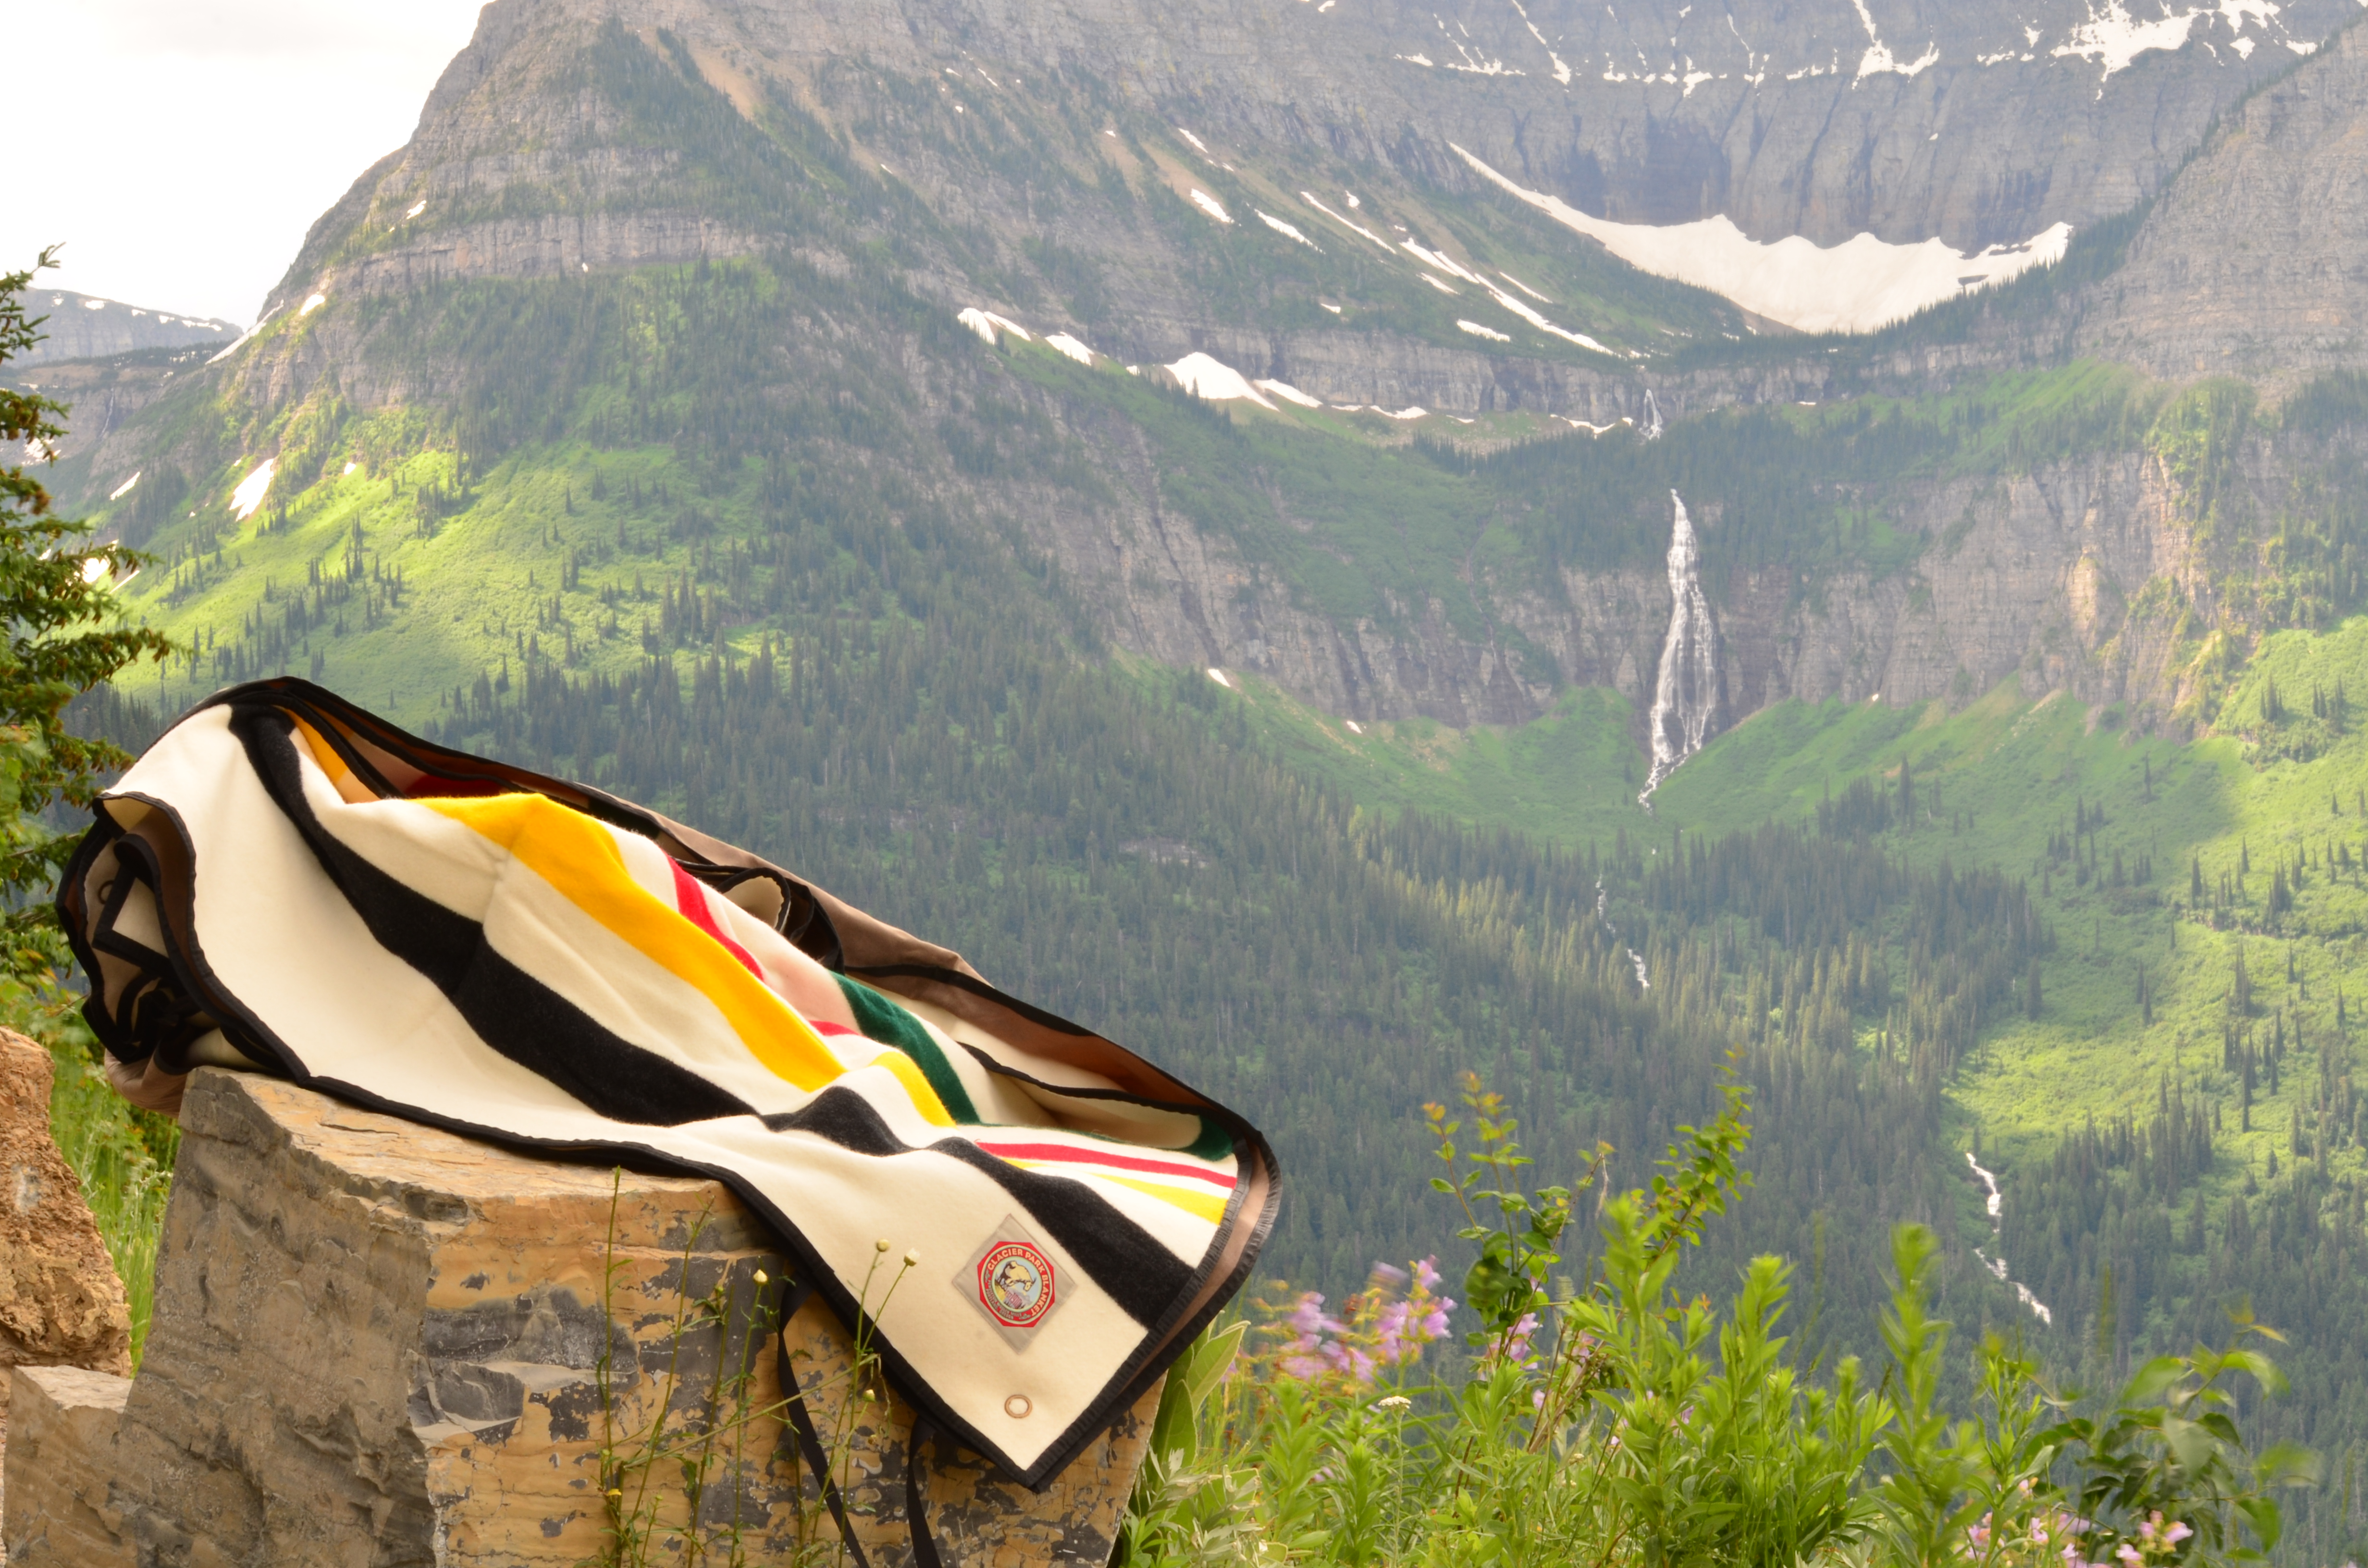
[1121,1073,2316,1567]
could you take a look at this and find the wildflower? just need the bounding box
[1371,1261,1410,1287]
[2117,1544,2142,1567]
[903,1249,921,1267]
[2164,1522,2193,1546]
[753,1269,770,1286]
[1502,1311,1541,1364]
[1413,1258,1443,1293]
[875,1238,891,1253]
[1377,1394,1412,1410]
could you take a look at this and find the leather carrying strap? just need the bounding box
[774,1277,873,1568]
[907,1417,946,1568]
[773,1277,947,1568]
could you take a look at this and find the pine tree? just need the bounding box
[0,250,174,991]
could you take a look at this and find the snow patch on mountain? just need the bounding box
[1850,0,1940,78]
[1168,352,1277,409]
[2051,0,2296,76]
[1256,379,1324,407]
[1257,211,1320,248]
[208,305,281,366]
[1300,192,1394,253]
[230,459,277,522]
[958,307,1033,345]
[2052,2,2199,74]
[1453,145,2071,334]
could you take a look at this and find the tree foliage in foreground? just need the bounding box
[0,250,169,996]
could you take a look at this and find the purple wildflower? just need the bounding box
[1503,1311,1541,1363]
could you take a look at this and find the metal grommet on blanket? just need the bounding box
[1004,1394,1032,1419]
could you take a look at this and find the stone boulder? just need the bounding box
[4,1364,133,1566]
[0,1030,131,1409]
[4,1067,1157,1566]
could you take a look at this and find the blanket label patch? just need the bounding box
[960,1219,1063,1348]
[980,1240,1055,1326]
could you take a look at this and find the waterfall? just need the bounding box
[1965,1152,2054,1325]
[1594,878,1650,989]
[1639,490,1719,806]
[1640,388,1664,441]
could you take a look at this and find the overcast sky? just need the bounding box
[8,1,489,326]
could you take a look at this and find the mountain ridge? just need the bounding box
[11,289,236,366]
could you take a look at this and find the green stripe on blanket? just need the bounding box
[838,973,983,1124]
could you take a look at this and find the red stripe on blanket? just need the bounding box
[812,1019,861,1037]
[977,1142,1237,1189]
[668,862,764,978]
[401,772,515,798]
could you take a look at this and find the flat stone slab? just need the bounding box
[3,1067,1153,1566]
[3,1364,134,1567]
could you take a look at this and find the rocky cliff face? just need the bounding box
[13,293,234,367]
[2080,16,2368,390]
[1011,401,2284,732]
[47,0,2365,753]
[234,0,2355,403]
[333,0,2356,265]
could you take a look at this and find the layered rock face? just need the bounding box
[234,0,2347,396]
[12,294,235,367]
[2080,16,2368,389]
[4,1366,131,1566]
[331,0,2351,270]
[3,1068,1152,1567]
[1021,404,2287,730]
[0,1032,130,1407]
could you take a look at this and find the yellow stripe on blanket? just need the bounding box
[995,1161,1232,1224]
[422,793,950,1124]
[292,717,379,805]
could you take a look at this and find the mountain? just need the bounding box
[11,290,236,365]
[32,0,2368,1555]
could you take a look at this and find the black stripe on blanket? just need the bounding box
[234,708,755,1128]
[763,1088,1191,1328]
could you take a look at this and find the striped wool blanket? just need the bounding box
[61,680,1277,1485]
